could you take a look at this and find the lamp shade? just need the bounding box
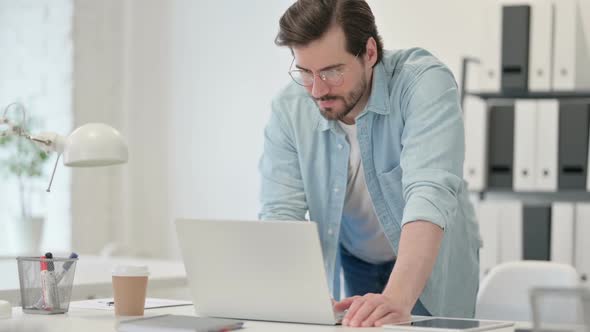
[63,123,128,167]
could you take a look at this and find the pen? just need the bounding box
[40,253,59,310]
[34,252,78,309]
[54,252,79,284]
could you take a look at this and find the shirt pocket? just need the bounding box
[376,165,405,224]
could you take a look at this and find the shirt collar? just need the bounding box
[316,60,391,132]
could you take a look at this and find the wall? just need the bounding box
[368,0,485,89]
[71,0,128,254]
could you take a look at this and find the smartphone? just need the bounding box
[384,317,515,332]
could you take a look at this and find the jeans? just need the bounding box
[340,245,431,316]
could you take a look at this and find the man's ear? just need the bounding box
[364,37,378,67]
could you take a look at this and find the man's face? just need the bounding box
[292,25,369,122]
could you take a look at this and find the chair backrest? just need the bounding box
[476,261,580,322]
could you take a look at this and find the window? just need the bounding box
[0,1,73,255]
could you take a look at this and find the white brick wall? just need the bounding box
[0,0,73,254]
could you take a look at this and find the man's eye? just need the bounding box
[324,69,341,77]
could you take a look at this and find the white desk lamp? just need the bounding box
[0,103,128,191]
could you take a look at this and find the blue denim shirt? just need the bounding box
[259,48,480,318]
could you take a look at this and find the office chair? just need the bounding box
[475,261,580,322]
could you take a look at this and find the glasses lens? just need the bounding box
[323,69,344,86]
[289,70,313,86]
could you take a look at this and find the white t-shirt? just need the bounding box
[338,121,396,264]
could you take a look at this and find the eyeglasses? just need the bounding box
[288,53,360,87]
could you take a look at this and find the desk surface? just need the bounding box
[0,256,187,305]
[1,305,379,331]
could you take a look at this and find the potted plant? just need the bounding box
[0,119,50,255]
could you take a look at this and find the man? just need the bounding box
[259,0,480,327]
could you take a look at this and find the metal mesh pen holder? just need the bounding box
[16,256,78,314]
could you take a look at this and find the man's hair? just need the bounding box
[275,0,384,65]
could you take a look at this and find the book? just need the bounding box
[117,314,243,332]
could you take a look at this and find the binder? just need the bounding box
[575,203,590,285]
[522,206,551,261]
[513,100,537,191]
[527,0,554,92]
[501,5,531,92]
[557,102,589,190]
[535,100,559,192]
[498,201,523,263]
[552,0,590,91]
[463,97,489,192]
[479,0,502,93]
[476,201,501,278]
[550,203,575,265]
[487,105,515,189]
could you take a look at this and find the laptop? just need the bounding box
[175,219,344,325]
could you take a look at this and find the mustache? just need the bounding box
[315,95,343,102]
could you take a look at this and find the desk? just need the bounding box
[0,305,379,331]
[0,256,188,305]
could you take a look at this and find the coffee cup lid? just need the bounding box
[112,265,150,277]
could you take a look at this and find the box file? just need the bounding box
[513,100,537,191]
[550,203,575,265]
[552,0,590,91]
[501,5,531,92]
[557,102,589,190]
[464,97,489,191]
[574,203,590,284]
[487,105,515,189]
[476,201,501,279]
[527,0,554,92]
[522,206,551,261]
[535,100,560,192]
[498,201,523,263]
[479,0,502,93]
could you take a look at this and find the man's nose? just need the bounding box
[310,75,329,99]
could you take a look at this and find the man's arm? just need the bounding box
[382,221,443,313]
[337,221,442,327]
[259,99,308,221]
[336,60,465,327]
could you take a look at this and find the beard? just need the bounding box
[315,74,367,122]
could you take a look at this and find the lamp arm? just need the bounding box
[28,132,67,154]
[0,117,66,154]
[1,103,68,192]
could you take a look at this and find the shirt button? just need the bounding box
[337,144,343,150]
[333,187,339,193]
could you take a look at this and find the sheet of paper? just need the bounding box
[69,298,192,310]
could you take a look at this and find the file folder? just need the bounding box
[464,97,489,192]
[513,100,537,191]
[535,100,559,192]
[487,105,515,189]
[552,0,590,91]
[527,0,554,92]
[501,5,531,93]
[558,102,589,190]
[550,203,575,265]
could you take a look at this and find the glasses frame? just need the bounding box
[288,51,361,88]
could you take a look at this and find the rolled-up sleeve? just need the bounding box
[399,65,465,230]
[258,98,308,221]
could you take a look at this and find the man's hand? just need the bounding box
[333,293,412,327]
